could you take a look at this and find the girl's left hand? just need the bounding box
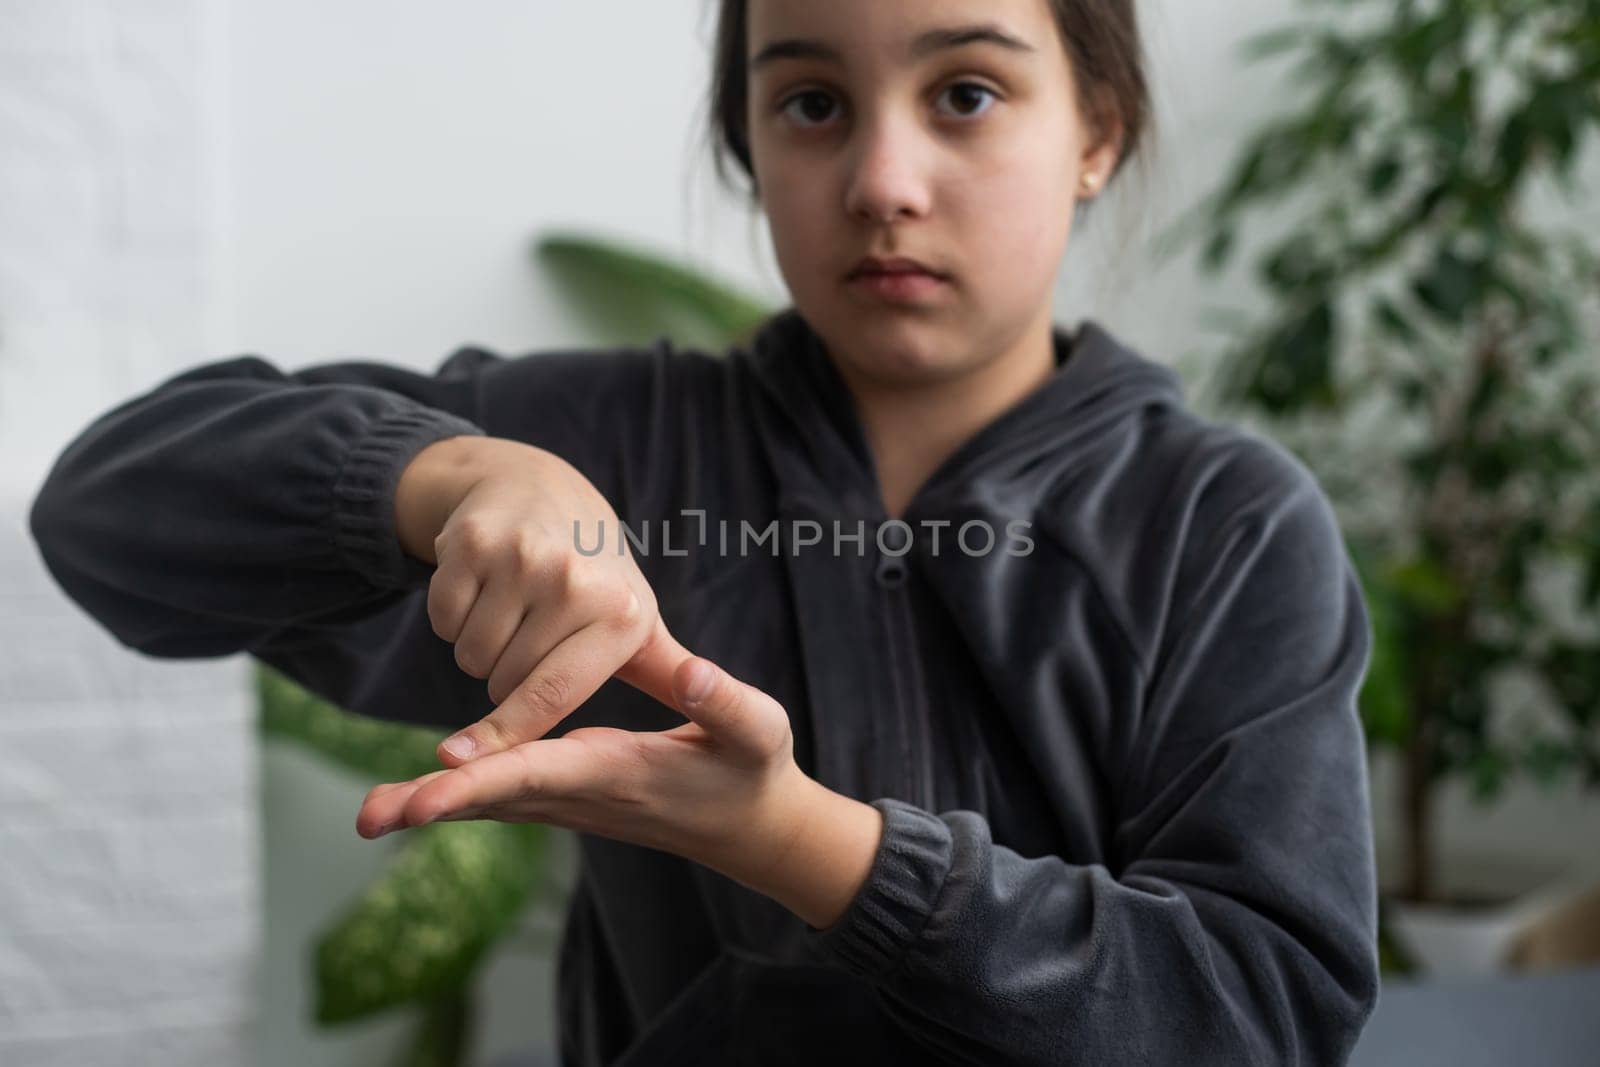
[353,655,816,892]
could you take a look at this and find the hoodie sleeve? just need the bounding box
[802,442,1380,1066]
[27,340,685,732]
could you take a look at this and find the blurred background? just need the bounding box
[2,0,1598,1064]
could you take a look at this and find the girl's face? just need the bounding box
[745,0,1119,388]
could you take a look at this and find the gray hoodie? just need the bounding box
[28,307,1379,1065]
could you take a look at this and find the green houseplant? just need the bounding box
[1165,0,1600,970]
[260,232,773,1065]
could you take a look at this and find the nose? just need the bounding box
[843,111,932,225]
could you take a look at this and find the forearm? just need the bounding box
[29,359,484,655]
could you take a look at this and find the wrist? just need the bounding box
[729,770,884,930]
[395,435,483,564]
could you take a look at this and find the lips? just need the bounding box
[847,265,950,303]
[848,255,947,281]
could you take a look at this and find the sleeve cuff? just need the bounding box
[330,406,486,590]
[804,797,954,980]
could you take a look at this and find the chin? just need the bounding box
[828,315,962,385]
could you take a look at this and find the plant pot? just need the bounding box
[1384,854,1587,979]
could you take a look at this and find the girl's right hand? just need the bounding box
[395,436,694,765]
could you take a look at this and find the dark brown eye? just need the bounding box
[781,90,839,126]
[939,82,998,119]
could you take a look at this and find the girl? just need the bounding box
[29,0,1380,1063]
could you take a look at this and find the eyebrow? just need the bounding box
[749,22,1037,72]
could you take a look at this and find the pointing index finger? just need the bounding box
[612,615,697,711]
[438,624,631,764]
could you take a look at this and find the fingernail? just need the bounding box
[441,732,477,760]
[684,660,716,704]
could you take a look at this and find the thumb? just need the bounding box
[612,614,695,711]
[670,656,786,759]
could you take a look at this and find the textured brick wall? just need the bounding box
[0,2,258,1064]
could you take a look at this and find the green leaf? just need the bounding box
[400,989,474,1067]
[535,232,774,351]
[314,820,547,1025]
[1372,297,1418,344]
[1358,565,1412,748]
[1523,737,1578,789]
[1395,373,1429,411]
[1493,112,1534,187]
[1388,9,1468,82]
[1244,299,1336,412]
[1378,904,1419,977]
[1365,152,1403,197]
[256,663,446,783]
[1410,248,1483,323]
[1525,79,1596,176]
[1214,119,1323,214]
[1585,520,1600,611]
[1543,639,1600,721]
[1216,144,1267,218]
[1467,749,1507,803]
[1202,225,1236,272]
[1386,556,1464,619]
[1259,234,1327,295]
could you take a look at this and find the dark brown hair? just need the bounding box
[704,0,1153,202]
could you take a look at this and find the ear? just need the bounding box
[1078,84,1125,188]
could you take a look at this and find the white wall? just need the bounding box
[225,0,775,369]
[0,3,257,1064]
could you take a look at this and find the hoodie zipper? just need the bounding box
[873,543,936,812]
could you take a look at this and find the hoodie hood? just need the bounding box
[738,307,1186,522]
